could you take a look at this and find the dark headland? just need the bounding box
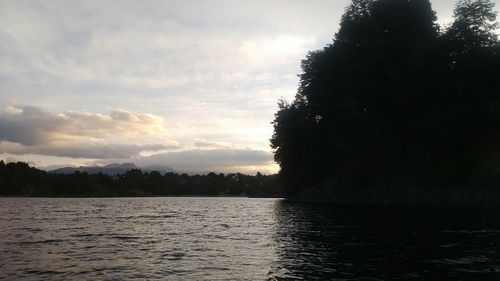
[271,0,500,206]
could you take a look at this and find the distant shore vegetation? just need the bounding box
[0,161,282,197]
[271,0,500,200]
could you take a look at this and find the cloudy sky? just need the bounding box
[0,0,497,173]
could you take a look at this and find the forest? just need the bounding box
[271,0,500,201]
[0,161,282,197]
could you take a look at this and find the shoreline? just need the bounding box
[284,184,500,207]
[0,195,284,199]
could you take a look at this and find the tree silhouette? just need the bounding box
[446,0,498,55]
[271,0,500,198]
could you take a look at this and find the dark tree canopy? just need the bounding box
[446,0,498,52]
[0,160,282,197]
[271,0,500,197]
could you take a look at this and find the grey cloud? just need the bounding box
[0,0,341,108]
[0,106,67,145]
[1,142,166,159]
[135,149,273,173]
[192,139,236,149]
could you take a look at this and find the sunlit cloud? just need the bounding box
[0,106,169,146]
[0,105,175,164]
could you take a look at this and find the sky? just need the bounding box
[0,0,498,174]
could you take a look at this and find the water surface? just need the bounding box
[0,197,499,280]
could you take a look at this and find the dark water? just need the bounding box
[0,197,499,280]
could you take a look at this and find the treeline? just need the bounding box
[271,0,500,196]
[0,161,282,197]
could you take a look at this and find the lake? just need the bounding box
[0,197,499,280]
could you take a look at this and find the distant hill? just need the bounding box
[50,163,175,176]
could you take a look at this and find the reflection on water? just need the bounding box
[0,197,500,280]
[271,202,500,280]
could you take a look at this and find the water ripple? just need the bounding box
[1,198,500,280]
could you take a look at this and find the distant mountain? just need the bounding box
[50,163,175,176]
